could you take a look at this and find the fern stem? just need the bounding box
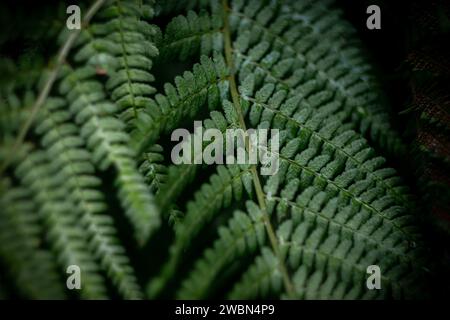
[221,0,295,298]
[0,0,106,177]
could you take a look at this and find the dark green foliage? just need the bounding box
[0,0,434,300]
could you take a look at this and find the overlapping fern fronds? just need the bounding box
[0,0,431,299]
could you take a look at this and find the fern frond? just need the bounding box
[147,164,253,298]
[156,164,198,213]
[0,89,35,141]
[231,217,424,299]
[0,89,34,167]
[228,247,282,299]
[139,144,168,193]
[237,81,419,246]
[273,139,419,242]
[65,0,160,131]
[59,65,159,244]
[101,0,160,126]
[36,97,143,299]
[0,180,66,299]
[229,0,405,156]
[265,183,419,265]
[154,0,212,16]
[159,10,223,61]
[0,0,433,300]
[154,107,234,212]
[132,54,230,153]
[15,150,108,299]
[177,201,265,299]
[283,221,421,299]
[240,81,412,207]
[216,0,424,299]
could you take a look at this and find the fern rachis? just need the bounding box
[0,0,432,300]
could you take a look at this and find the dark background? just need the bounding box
[0,0,432,136]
